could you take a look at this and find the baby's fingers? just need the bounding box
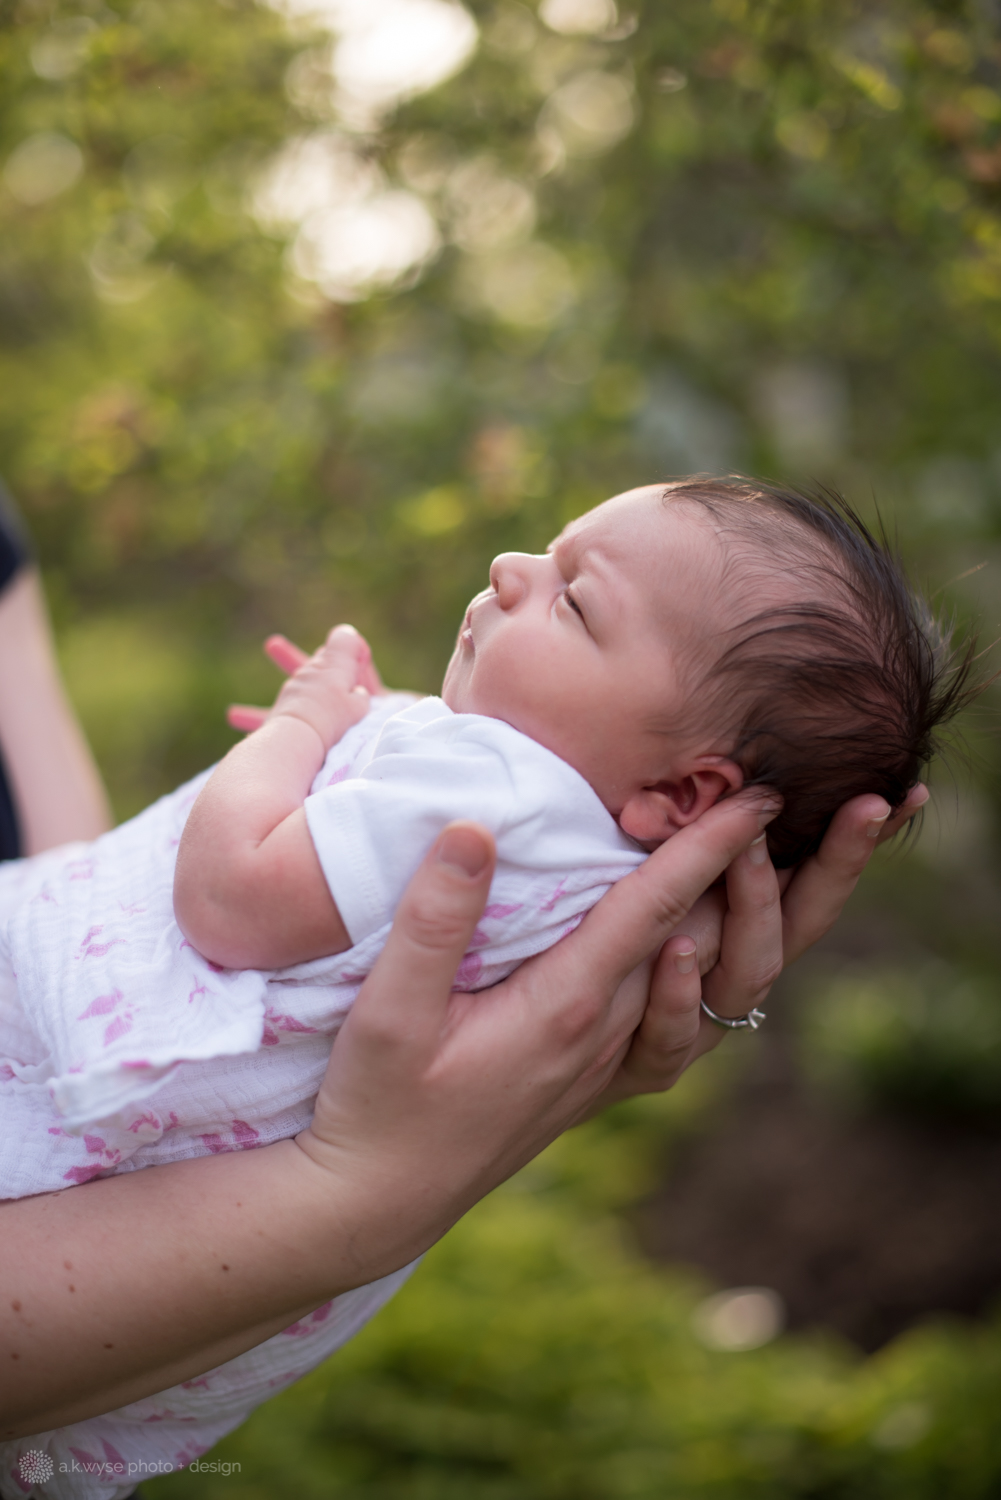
[227,704,268,733]
[265,634,309,676]
[356,645,386,697]
[315,625,375,688]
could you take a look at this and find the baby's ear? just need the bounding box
[618,760,743,848]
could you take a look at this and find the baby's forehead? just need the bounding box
[551,487,724,581]
[549,486,670,553]
[551,491,739,656]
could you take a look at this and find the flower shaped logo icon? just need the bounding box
[18,1448,54,1485]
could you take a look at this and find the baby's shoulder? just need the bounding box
[373,698,559,770]
[376,702,609,822]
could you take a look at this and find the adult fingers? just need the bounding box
[535,791,780,1026]
[701,834,783,1021]
[629,828,782,1098]
[265,634,309,676]
[620,935,705,1093]
[780,793,890,964]
[672,888,727,976]
[781,784,929,963]
[876,782,929,845]
[348,822,495,1056]
[619,784,932,1105]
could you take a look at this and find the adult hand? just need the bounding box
[3,790,775,1436]
[226,630,388,733]
[0,569,111,850]
[294,791,780,1282]
[587,782,930,1109]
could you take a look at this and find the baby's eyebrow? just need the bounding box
[548,527,583,571]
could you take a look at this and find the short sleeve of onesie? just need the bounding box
[304,697,646,984]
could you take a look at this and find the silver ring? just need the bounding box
[700,999,766,1031]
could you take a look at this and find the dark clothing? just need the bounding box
[0,751,19,863]
[0,480,31,589]
[0,479,33,862]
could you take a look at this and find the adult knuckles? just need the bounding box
[813,807,876,877]
[700,799,767,856]
[734,878,782,918]
[749,955,784,994]
[640,1066,686,1095]
[634,1032,692,1076]
[350,1005,407,1056]
[623,1052,686,1095]
[782,909,830,962]
[638,833,746,935]
[640,999,700,1051]
[545,990,605,1049]
[399,883,480,958]
[818,843,870,882]
[717,950,783,996]
[645,886,695,936]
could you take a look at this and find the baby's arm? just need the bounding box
[174,625,371,970]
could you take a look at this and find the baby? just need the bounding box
[0,477,970,1497]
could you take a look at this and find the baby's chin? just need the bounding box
[440,653,464,712]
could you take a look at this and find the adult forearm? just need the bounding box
[0,571,111,851]
[0,1139,393,1438]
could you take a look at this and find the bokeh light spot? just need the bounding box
[539,0,617,37]
[692,1287,785,1352]
[4,132,83,206]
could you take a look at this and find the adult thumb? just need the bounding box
[351,822,496,1041]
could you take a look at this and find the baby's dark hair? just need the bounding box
[663,477,982,867]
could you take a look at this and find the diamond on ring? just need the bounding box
[700,1000,766,1030]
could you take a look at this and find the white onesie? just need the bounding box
[0,694,645,1499]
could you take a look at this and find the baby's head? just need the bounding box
[442,477,977,865]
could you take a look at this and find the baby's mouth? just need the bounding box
[461,587,495,646]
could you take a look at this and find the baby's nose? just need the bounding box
[489,552,534,609]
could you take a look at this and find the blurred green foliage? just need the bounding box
[147,1086,1001,1500]
[3,0,1001,811]
[804,962,1001,1120]
[4,0,1001,1488]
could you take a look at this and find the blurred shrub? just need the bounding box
[3,0,1001,816]
[802,964,1001,1122]
[56,608,287,818]
[5,0,1001,1491]
[147,1101,1001,1500]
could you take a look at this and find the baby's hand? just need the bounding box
[227,630,387,736]
[266,624,372,749]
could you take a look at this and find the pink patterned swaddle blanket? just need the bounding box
[0,692,644,1497]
